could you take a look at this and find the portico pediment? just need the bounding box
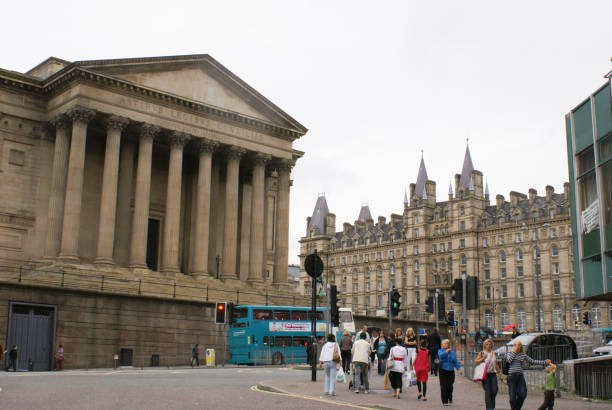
[75,55,306,133]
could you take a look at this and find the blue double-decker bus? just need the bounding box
[228,305,326,365]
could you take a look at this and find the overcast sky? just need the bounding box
[2,1,611,265]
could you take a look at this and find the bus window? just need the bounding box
[269,336,275,347]
[293,336,308,347]
[276,336,292,347]
[308,311,323,321]
[263,336,269,346]
[274,310,291,320]
[291,311,307,320]
[253,309,273,320]
[231,307,248,323]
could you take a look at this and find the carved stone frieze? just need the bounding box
[139,124,160,141]
[0,211,35,228]
[66,106,96,124]
[106,115,129,131]
[169,131,190,147]
[226,146,246,161]
[198,138,219,154]
[253,152,272,166]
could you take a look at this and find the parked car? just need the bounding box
[592,340,612,356]
[495,333,578,367]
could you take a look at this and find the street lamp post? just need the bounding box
[521,222,548,332]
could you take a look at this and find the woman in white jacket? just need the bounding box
[387,340,410,399]
[319,334,341,396]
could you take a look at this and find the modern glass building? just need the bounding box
[566,70,612,301]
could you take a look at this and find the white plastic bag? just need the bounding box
[405,369,417,387]
[336,367,346,383]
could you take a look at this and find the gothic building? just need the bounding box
[299,146,611,332]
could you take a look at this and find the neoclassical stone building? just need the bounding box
[299,147,611,332]
[0,54,306,369]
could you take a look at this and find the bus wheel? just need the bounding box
[272,352,283,365]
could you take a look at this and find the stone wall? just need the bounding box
[0,283,228,369]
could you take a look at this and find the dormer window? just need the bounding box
[549,209,555,219]
[390,234,395,242]
[377,236,382,245]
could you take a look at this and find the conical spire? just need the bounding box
[421,185,428,200]
[358,203,373,222]
[459,143,474,189]
[403,189,409,204]
[485,180,489,196]
[449,181,454,196]
[415,154,428,199]
[308,193,329,235]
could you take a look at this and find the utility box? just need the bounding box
[206,348,215,366]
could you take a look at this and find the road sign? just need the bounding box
[304,252,324,278]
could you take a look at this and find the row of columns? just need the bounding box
[43,106,293,285]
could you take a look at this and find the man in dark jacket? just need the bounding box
[6,345,17,372]
[427,328,441,375]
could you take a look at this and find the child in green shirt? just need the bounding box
[538,364,557,410]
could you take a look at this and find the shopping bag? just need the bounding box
[336,367,346,383]
[383,371,390,390]
[473,362,488,382]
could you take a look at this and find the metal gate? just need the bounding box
[6,303,56,371]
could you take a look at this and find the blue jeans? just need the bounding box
[323,361,337,394]
[377,353,386,374]
[508,373,527,410]
[354,361,369,391]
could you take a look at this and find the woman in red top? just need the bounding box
[414,339,431,400]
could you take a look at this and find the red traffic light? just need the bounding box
[217,304,224,311]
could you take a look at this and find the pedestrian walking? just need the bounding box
[369,330,378,367]
[351,332,370,394]
[506,340,551,410]
[318,334,341,396]
[355,325,370,343]
[373,330,388,375]
[405,327,417,366]
[438,339,462,406]
[191,344,199,367]
[394,328,404,345]
[414,339,430,401]
[537,364,557,410]
[339,330,353,374]
[387,339,409,399]
[6,345,17,372]
[54,345,64,370]
[427,328,441,376]
[475,338,501,410]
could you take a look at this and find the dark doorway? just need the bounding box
[146,218,160,271]
[6,303,56,371]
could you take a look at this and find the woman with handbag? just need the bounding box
[474,338,501,410]
[318,334,341,396]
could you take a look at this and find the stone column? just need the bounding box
[94,116,129,264]
[221,146,246,280]
[248,153,271,284]
[161,132,189,273]
[58,106,96,260]
[129,124,159,269]
[273,158,293,286]
[191,138,218,276]
[44,115,71,259]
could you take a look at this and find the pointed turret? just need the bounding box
[485,180,489,197]
[358,203,373,222]
[403,189,408,205]
[415,155,428,199]
[307,193,329,235]
[421,185,428,200]
[459,143,474,189]
[468,176,474,191]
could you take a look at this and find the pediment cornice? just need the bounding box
[0,57,307,142]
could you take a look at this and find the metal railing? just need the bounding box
[574,359,612,400]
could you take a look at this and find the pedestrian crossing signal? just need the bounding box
[215,302,227,324]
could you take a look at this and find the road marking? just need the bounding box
[250,385,375,409]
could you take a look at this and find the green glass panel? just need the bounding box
[582,257,604,298]
[582,229,601,259]
[574,100,594,153]
[605,224,612,252]
[594,83,612,140]
[607,252,612,292]
[566,114,582,297]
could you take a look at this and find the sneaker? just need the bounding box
[331,392,335,396]
[364,390,370,394]
[355,390,359,394]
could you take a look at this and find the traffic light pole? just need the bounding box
[435,289,439,330]
[462,272,467,331]
[311,276,317,382]
[388,288,392,332]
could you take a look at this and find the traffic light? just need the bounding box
[437,294,446,318]
[330,285,340,326]
[467,276,479,310]
[447,311,455,325]
[574,320,579,328]
[215,302,227,324]
[390,288,401,317]
[451,278,463,303]
[582,311,591,325]
[425,296,434,314]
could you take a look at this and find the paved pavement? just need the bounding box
[0,366,609,409]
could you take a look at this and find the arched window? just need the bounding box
[499,251,506,263]
[377,266,383,277]
[536,306,544,331]
[572,304,581,326]
[592,303,602,328]
[402,262,408,274]
[485,310,493,328]
[517,308,526,332]
[460,254,467,265]
[353,269,358,280]
[551,244,559,257]
[483,253,490,264]
[501,308,509,328]
[534,246,541,259]
[414,260,420,271]
[390,265,395,275]
[553,305,562,331]
[516,248,523,261]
